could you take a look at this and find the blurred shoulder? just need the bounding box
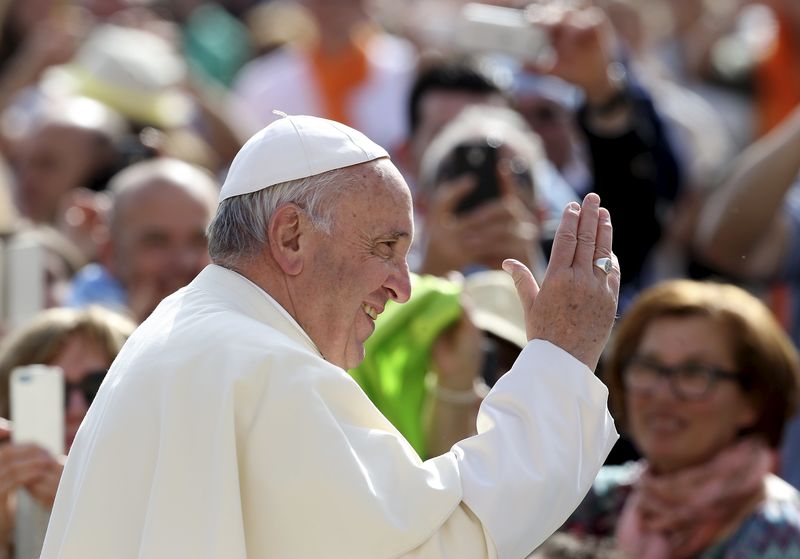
[724,475,800,558]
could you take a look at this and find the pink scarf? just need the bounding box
[615,438,774,559]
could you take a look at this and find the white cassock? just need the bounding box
[41,265,617,559]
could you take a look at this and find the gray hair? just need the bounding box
[207,166,357,267]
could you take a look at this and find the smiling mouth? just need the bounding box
[362,304,378,320]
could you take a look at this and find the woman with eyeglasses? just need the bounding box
[561,279,800,558]
[0,305,135,559]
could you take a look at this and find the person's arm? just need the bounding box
[527,5,682,287]
[695,104,800,280]
[425,314,485,458]
[411,194,620,557]
[578,79,682,287]
[0,14,85,156]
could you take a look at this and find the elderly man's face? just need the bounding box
[110,178,214,321]
[301,160,413,369]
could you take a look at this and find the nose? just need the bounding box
[385,260,412,304]
[646,372,680,402]
[65,387,90,419]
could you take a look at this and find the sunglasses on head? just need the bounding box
[64,370,107,409]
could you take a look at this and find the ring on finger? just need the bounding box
[593,257,613,274]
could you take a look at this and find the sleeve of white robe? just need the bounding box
[402,340,618,559]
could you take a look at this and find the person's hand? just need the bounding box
[420,174,539,276]
[16,10,87,78]
[0,419,65,554]
[503,193,619,370]
[55,188,111,264]
[431,313,485,392]
[526,3,622,106]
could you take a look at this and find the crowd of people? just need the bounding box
[1,0,800,557]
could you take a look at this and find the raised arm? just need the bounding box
[404,194,619,558]
[695,104,800,279]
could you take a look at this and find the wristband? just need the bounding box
[433,379,491,405]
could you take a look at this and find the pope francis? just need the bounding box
[41,114,620,558]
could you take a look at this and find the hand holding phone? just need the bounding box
[10,365,64,559]
[436,140,502,215]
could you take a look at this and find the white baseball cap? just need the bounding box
[219,112,389,202]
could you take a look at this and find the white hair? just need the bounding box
[207,166,358,267]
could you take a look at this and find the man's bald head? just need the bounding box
[103,158,219,321]
[108,158,218,233]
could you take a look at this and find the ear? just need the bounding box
[268,204,309,276]
[97,232,116,274]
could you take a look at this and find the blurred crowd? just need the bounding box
[2,0,800,556]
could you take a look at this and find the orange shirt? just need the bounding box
[756,10,800,135]
[308,27,372,126]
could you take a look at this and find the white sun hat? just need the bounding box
[219,113,389,202]
[463,270,527,349]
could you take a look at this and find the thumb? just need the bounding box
[502,258,539,337]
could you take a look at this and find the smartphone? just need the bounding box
[10,365,64,559]
[4,234,46,331]
[453,3,551,65]
[437,140,501,214]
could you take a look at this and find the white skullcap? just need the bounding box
[219,113,389,202]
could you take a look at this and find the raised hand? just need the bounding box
[503,193,619,370]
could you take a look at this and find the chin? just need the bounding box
[341,340,367,370]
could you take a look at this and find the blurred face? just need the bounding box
[515,95,575,170]
[299,160,413,369]
[625,315,757,474]
[49,334,111,451]
[412,90,508,175]
[110,179,213,321]
[13,124,98,223]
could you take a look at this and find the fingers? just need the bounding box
[0,444,52,496]
[548,201,581,269]
[502,258,540,339]
[432,176,476,217]
[594,207,613,258]
[0,418,10,441]
[573,193,601,268]
[25,458,64,508]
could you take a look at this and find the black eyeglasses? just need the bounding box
[623,356,746,400]
[64,370,107,409]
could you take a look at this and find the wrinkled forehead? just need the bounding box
[331,159,413,231]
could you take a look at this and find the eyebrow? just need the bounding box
[383,230,411,241]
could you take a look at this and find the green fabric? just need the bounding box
[349,274,462,458]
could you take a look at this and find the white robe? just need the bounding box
[41,265,617,558]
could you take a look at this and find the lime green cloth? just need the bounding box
[349,274,462,458]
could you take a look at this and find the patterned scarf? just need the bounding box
[615,438,773,559]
